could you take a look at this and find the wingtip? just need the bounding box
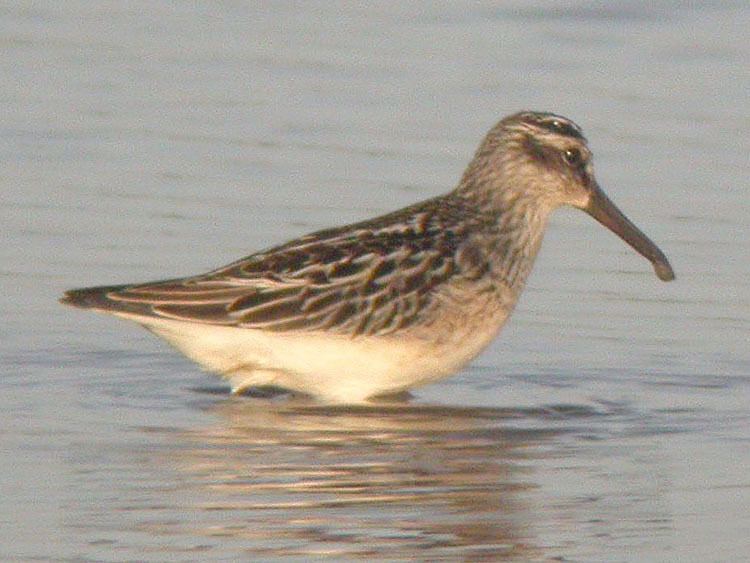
[60,287,98,309]
[59,285,124,310]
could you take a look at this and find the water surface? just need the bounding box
[1,1,748,560]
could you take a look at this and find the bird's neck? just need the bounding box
[491,195,550,292]
[454,179,554,293]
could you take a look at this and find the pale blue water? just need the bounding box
[1,1,748,560]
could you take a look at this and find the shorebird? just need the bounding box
[61,111,674,403]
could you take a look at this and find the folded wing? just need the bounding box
[68,214,460,337]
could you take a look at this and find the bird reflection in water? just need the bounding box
[144,393,574,560]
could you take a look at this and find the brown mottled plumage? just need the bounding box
[61,111,674,403]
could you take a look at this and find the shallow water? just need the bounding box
[2,1,749,560]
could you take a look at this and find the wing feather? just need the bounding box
[88,197,470,336]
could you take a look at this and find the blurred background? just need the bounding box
[1,1,748,560]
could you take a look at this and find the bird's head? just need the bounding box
[459,111,674,281]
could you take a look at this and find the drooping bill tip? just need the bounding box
[585,186,675,284]
[653,259,675,282]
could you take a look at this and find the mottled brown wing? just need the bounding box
[108,215,460,336]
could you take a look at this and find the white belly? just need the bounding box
[119,305,509,403]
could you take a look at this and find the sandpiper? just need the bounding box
[61,111,674,403]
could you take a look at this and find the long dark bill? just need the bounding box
[585,185,675,282]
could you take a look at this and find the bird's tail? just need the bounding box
[59,284,152,317]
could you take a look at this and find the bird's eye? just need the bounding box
[563,148,582,166]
